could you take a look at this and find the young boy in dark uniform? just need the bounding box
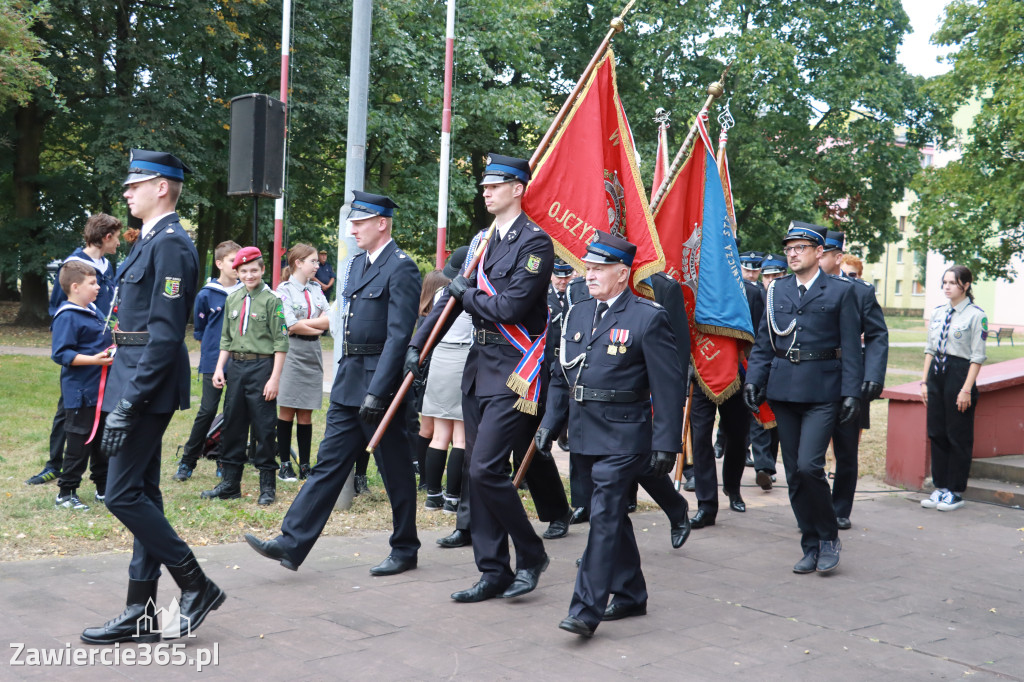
[50,261,115,510]
[174,240,241,481]
[201,246,289,505]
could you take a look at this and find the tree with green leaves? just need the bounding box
[909,0,1024,281]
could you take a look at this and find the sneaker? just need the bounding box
[937,491,965,512]
[442,496,459,514]
[173,461,194,481]
[921,489,946,509]
[278,462,298,482]
[56,492,89,511]
[424,493,444,511]
[94,491,106,504]
[298,463,311,480]
[26,467,58,485]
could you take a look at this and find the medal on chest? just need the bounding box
[608,328,629,355]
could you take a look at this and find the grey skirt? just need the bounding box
[277,336,324,410]
[421,341,471,420]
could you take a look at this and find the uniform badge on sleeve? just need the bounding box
[525,254,542,274]
[163,277,182,299]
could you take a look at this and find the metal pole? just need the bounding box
[335,0,374,510]
[435,0,456,270]
[272,0,293,288]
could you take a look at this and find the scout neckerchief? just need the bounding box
[472,235,549,415]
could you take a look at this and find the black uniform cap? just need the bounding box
[124,149,192,185]
[348,190,398,221]
[480,153,531,186]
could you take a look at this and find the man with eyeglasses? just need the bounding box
[742,221,863,575]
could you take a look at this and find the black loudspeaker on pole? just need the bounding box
[228,93,286,246]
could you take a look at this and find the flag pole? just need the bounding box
[529,0,638,168]
[650,64,732,214]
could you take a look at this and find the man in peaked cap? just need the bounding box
[760,253,788,283]
[315,248,336,301]
[83,149,225,645]
[246,189,422,578]
[744,221,863,575]
[536,230,685,637]
[819,230,888,529]
[739,251,764,283]
[407,152,572,603]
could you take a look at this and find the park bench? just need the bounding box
[996,328,1014,346]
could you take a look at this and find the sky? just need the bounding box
[898,0,953,78]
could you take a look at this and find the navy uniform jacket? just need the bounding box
[334,239,420,407]
[102,214,198,414]
[51,302,113,408]
[541,293,685,456]
[193,280,238,374]
[649,272,692,377]
[841,273,888,385]
[414,213,553,397]
[746,270,863,403]
[547,284,568,361]
[49,247,118,318]
[744,280,765,342]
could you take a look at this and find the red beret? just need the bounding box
[233,246,263,268]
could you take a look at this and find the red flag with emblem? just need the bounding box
[651,122,670,204]
[523,49,664,297]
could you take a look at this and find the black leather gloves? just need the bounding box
[838,396,861,425]
[650,451,676,477]
[447,275,471,302]
[404,347,423,380]
[534,428,554,459]
[359,394,387,424]
[101,399,136,458]
[742,383,765,414]
[861,380,883,402]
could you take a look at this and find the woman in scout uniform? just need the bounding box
[276,244,330,481]
[920,265,987,512]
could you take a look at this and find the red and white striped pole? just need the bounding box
[435,0,456,270]
[272,0,293,288]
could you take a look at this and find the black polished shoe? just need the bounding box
[558,616,595,638]
[816,539,841,573]
[671,513,692,549]
[569,506,589,525]
[626,502,637,513]
[603,601,647,621]
[244,533,298,571]
[836,517,852,531]
[690,508,716,528]
[501,554,550,598]
[81,579,160,644]
[755,470,774,491]
[369,554,417,576]
[728,492,746,513]
[682,476,695,492]
[543,511,572,539]
[793,549,819,574]
[451,580,505,603]
[436,529,471,548]
[164,551,226,639]
[745,454,755,467]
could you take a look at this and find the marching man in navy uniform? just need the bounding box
[820,230,888,528]
[83,149,225,644]
[246,191,421,576]
[744,221,863,575]
[407,153,569,603]
[535,231,685,637]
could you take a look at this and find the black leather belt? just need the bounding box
[343,342,384,355]
[112,331,149,346]
[573,386,645,403]
[775,347,841,364]
[289,334,319,341]
[230,352,272,361]
[473,329,511,346]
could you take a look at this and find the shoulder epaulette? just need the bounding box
[636,297,662,309]
[654,271,675,282]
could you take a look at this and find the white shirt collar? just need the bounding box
[497,213,522,241]
[140,212,175,239]
[366,238,393,265]
[596,290,623,311]
[796,267,821,291]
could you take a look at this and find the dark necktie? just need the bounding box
[593,301,609,334]
[363,256,371,274]
[935,307,955,373]
[798,284,807,299]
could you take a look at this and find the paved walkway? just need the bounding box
[3,485,1023,680]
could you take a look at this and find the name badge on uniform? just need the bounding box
[609,328,629,354]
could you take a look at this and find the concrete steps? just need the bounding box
[964,454,1024,508]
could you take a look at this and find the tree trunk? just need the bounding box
[0,270,20,302]
[13,102,50,326]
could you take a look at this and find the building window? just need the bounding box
[912,281,925,296]
[921,153,933,168]
[899,216,906,232]
[873,279,881,290]
[896,247,904,264]
[894,280,903,295]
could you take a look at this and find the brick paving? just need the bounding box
[4,480,1024,680]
